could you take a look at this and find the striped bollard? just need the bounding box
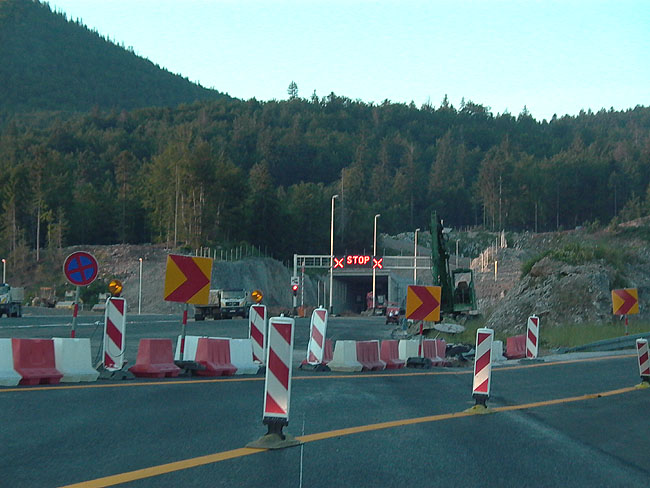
[103,297,127,371]
[305,307,328,367]
[636,339,650,388]
[471,328,494,409]
[526,315,540,359]
[247,316,301,449]
[249,304,267,364]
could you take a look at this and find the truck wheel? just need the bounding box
[194,314,205,321]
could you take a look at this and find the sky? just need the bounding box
[46,0,649,121]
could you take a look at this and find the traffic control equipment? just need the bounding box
[12,338,63,385]
[249,304,267,363]
[0,338,21,386]
[356,340,386,371]
[471,328,494,410]
[195,338,237,376]
[52,338,99,382]
[636,339,650,388]
[129,339,181,378]
[505,334,526,359]
[229,339,261,375]
[526,315,540,358]
[304,307,329,368]
[422,339,451,367]
[380,340,405,369]
[103,296,126,371]
[328,340,363,372]
[247,316,301,449]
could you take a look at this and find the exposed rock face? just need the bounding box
[485,257,615,332]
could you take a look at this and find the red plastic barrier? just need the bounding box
[129,339,181,378]
[505,334,526,359]
[195,338,236,376]
[422,339,451,367]
[323,339,333,364]
[355,341,386,371]
[12,339,63,385]
[380,340,406,369]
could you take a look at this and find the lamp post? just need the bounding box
[329,194,339,315]
[138,258,143,315]
[1,258,5,283]
[372,213,381,310]
[414,228,420,284]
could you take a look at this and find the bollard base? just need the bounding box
[406,357,432,369]
[635,379,650,389]
[97,366,135,381]
[246,418,302,450]
[299,362,330,372]
[464,404,494,414]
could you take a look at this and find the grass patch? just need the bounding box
[541,320,650,349]
[520,242,632,278]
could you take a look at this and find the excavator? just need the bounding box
[430,211,477,318]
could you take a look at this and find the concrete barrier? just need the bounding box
[492,340,505,362]
[195,338,237,376]
[328,340,363,372]
[129,339,181,378]
[0,338,21,386]
[380,340,405,369]
[356,340,386,371]
[12,338,63,385]
[229,339,260,375]
[53,338,100,382]
[398,339,420,361]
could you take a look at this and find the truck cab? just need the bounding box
[0,283,24,317]
[220,289,250,319]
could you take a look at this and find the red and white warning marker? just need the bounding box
[249,304,267,364]
[248,316,301,449]
[472,328,494,407]
[636,339,649,386]
[526,315,540,359]
[103,297,126,371]
[306,307,328,365]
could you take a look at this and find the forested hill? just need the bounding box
[0,0,225,116]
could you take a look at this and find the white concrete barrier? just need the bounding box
[229,339,259,375]
[175,335,206,361]
[328,340,362,372]
[492,340,505,362]
[398,339,420,360]
[52,338,99,383]
[0,338,21,386]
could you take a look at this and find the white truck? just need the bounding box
[194,288,252,321]
[0,283,24,317]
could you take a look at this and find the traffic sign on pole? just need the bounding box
[406,285,441,322]
[612,288,639,315]
[163,254,212,305]
[63,252,98,286]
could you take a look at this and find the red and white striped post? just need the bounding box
[249,304,267,364]
[103,296,126,371]
[306,308,328,365]
[248,316,301,449]
[472,328,494,407]
[526,315,540,359]
[636,339,649,386]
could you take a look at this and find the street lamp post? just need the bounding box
[138,258,143,315]
[414,228,420,284]
[1,258,5,283]
[372,214,381,310]
[329,194,339,315]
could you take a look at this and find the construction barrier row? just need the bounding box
[328,339,451,372]
[0,337,98,386]
[174,335,260,375]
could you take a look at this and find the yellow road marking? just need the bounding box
[0,353,635,394]
[59,384,644,488]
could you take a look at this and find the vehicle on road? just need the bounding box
[194,288,252,321]
[0,283,24,317]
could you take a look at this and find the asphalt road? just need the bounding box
[0,313,648,487]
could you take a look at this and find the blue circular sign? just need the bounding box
[64,251,99,286]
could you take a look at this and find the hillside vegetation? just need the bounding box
[0,0,225,115]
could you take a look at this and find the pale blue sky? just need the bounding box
[47,0,649,121]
